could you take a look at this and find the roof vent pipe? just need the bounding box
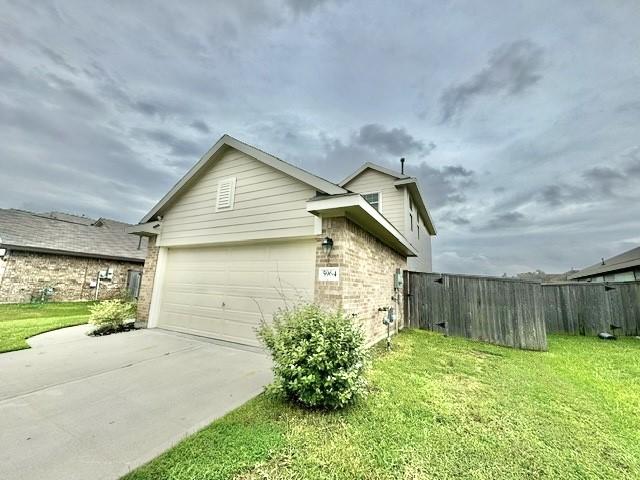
[400,157,405,174]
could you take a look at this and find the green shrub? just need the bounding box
[89,299,135,334]
[257,303,368,410]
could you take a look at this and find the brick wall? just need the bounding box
[0,249,143,304]
[315,217,407,346]
[135,236,159,326]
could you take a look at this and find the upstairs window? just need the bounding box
[216,177,236,211]
[362,192,380,211]
[417,224,420,239]
[409,197,413,211]
[409,213,413,231]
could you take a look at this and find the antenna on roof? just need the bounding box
[400,157,405,175]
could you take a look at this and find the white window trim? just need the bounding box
[215,177,237,212]
[362,191,382,212]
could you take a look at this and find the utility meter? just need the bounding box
[383,307,396,325]
[394,271,404,290]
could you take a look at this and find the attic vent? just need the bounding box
[216,177,236,211]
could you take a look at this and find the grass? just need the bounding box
[124,330,640,480]
[0,301,93,353]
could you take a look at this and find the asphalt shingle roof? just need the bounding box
[568,246,640,279]
[0,209,147,262]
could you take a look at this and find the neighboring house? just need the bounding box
[568,246,640,282]
[0,209,147,303]
[129,134,436,347]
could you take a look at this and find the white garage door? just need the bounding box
[157,240,316,346]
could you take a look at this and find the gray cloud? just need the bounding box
[446,215,471,226]
[484,211,527,230]
[408,162,476,209]
[539,185,575,207]
[582,166,625,196]
[440,40,544,122]
[285,0,333,15]
[133,128,205,158]
[354,123,434,156]
[190,120,210,134]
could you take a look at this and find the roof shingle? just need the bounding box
[0,209,147,262]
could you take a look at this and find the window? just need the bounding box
[417,224,420,239]
[409,197,413,211]
[409,213,413,231]
[362,192,380,211]
[216,177,236,211]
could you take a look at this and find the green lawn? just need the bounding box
[124,330,640,480]
[0,302,93,353]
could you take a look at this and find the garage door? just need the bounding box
[157,240,316,346]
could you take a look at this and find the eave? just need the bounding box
[393,178,437,235]
[306,194,418,257]
[0,243,145,263]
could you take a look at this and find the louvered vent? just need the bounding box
[216,177,236,211]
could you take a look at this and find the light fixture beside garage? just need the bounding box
[321,236,334,257]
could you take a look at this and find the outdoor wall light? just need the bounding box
[321,236,334,257]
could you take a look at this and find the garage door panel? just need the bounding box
[157,240,315,346]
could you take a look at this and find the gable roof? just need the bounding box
[338,162,410,187]
[568,246,640,280]
[140,134,348,223]
[0,209,147,262]
[339,162,436,235]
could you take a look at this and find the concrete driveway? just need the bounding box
[0,325,272,480]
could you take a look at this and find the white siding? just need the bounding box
[158,149,318,247]
[343,169,405,231]
[405,188,433,272]
[345,169,433,272]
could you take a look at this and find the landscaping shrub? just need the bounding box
[257,303,368,410]
[88,299,136,334]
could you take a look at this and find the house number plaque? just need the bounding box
[318,267,340,282]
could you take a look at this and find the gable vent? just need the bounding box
[216,177,236,211]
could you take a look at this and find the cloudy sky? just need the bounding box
[1,0,639,275]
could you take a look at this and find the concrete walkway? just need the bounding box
[0,326,272,480]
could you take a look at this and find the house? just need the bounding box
[128,135,436,346]
[568,245,640,282]
[0,209,147,303]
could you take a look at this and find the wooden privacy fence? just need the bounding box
[404,272,548,351]
[405,272,640,351]
[543,282,640,336]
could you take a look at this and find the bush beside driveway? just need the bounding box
[0,302,92,353]
[125,330,640,480]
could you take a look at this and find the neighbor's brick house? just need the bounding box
[0,210,147,303]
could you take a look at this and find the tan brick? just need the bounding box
[0,250,143,303]
[314,217,407,347]
[135,236,159,325]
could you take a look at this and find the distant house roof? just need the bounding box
[568,246,640,280]
[0,209,147,263]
